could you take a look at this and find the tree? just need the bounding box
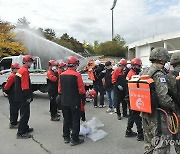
[16,17,30,28]
[83,41,95,55]
[54,33,85,53]
[95,34,127,57]
[0,20,28,58]
[44,28,56,40]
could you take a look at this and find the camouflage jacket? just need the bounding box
[141,64,175,111]
[166,65,180,103]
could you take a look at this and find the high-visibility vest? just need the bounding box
[128,75,155,113]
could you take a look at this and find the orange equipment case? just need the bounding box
[128,75,154,113]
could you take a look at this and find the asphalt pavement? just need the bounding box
[0,91,176,154]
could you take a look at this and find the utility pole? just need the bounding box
[110,0,117,40]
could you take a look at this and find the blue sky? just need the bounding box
[0,0,180,44]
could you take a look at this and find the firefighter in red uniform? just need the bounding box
[14,55,34,139]
[4,63,20,129]
[125,58,144,141]
[112,59,127,120]
[59,56,85,146]
[58,62,67,75]
[47,60,60,121]
[56,62,67,115]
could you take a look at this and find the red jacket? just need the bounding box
[59,68,85,94]
[16,65,30,90]
[47,69,58,82]
[112,67,124,84]
[58,69,62,94]
[126,69,136,80]
[4,72,15,91]
[47,69,58,94]
[14,65,32,102]
[59,68,85,107]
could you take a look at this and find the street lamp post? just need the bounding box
[111,9,114,40]
[111,0,117,40]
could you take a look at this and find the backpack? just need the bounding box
[128,75,158,114]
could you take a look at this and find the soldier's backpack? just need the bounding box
[128,75,158,113]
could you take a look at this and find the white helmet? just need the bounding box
[95,60,101,65]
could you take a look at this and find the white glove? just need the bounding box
[117,85,123,90]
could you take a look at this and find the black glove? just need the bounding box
[4,90,9,94]
[26,97,33,104]
[56,94,62,110]
[80,94,86,106]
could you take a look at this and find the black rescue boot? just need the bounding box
[70,138,84,146]
[16,133,32,139]
[117,115,122,120]
[125,129,137,137]
[137,133,144,141]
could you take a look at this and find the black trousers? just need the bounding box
[81,111,86,122]
[8,94,19,125]
[93,85,104,106]
[17,101,30,135]
[48,92,58,117]
[122,99,128,116]
[114,87,126,116]
[127,110,143,134]
[62,105,81,141]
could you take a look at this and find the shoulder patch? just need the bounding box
[160,77,166,83]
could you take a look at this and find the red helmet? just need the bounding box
[23,55,34,63]
[118,59,127,66]
[131,58,142,66]
[86,89,97,99]
[67,56,79,66]
[49,60,58,66]
[58,62,66,68]
[11,63,20,69]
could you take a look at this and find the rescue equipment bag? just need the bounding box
[128,75,158,113]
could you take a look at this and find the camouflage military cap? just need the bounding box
[170,51,180,65]
[149,47,169,63]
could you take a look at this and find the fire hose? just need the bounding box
[157,108,179,135]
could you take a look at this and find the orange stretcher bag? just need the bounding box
[128,75,156,113]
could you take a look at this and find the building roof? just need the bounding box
[128,30,180,50]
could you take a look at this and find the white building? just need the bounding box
[128,31,180,65]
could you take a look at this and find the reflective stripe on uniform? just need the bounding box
[16,73,22,78]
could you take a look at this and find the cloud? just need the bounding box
[0,0,180,44]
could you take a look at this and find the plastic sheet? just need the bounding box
[87,130,108,142]
[86,116,104,132]
[80,117,108,142]
[79,124,91,136]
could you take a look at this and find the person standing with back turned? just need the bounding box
[59,56,86,146]
[4,63,20,129]
[14,55,34,139]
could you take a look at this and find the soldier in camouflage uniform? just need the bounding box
[166,51,180,154]
[141,47,176,154]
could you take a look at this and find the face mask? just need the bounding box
[133,67,141,74]
[52,66,57,71]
